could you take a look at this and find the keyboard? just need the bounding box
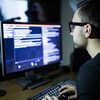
[26,79,76,100]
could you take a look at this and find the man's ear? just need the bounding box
[84,24,92,38]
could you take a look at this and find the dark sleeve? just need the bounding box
[77,62,98,100]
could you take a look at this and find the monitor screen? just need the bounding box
[1,22,62,76]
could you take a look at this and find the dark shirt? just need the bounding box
[77,53,100,100]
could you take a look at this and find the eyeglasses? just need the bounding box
[69,21,87,32]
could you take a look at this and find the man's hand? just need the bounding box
[59,85,77,100]
[42,95,58,100]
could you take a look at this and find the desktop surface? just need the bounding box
[0,69,77,100]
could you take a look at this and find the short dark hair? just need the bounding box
[77,0,100,29]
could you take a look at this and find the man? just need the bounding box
[42,0,100,100]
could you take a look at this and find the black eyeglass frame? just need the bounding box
[69,21,87,32]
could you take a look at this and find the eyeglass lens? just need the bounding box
[69,24,75,32]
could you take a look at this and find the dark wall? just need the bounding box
[25,0,61,23]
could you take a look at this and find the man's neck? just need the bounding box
[86,39,100,58]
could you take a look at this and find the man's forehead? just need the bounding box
[72,9,81,22]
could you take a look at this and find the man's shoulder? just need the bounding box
[78,53,100,76]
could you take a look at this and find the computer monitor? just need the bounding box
[0,21,62,89]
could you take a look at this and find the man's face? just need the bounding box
[70,9,87,49]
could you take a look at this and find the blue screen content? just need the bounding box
[1,23,62,74]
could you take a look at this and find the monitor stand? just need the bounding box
[16,70,51,90]
[0,89,7,97]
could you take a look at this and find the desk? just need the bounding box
[0,70,77,100]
